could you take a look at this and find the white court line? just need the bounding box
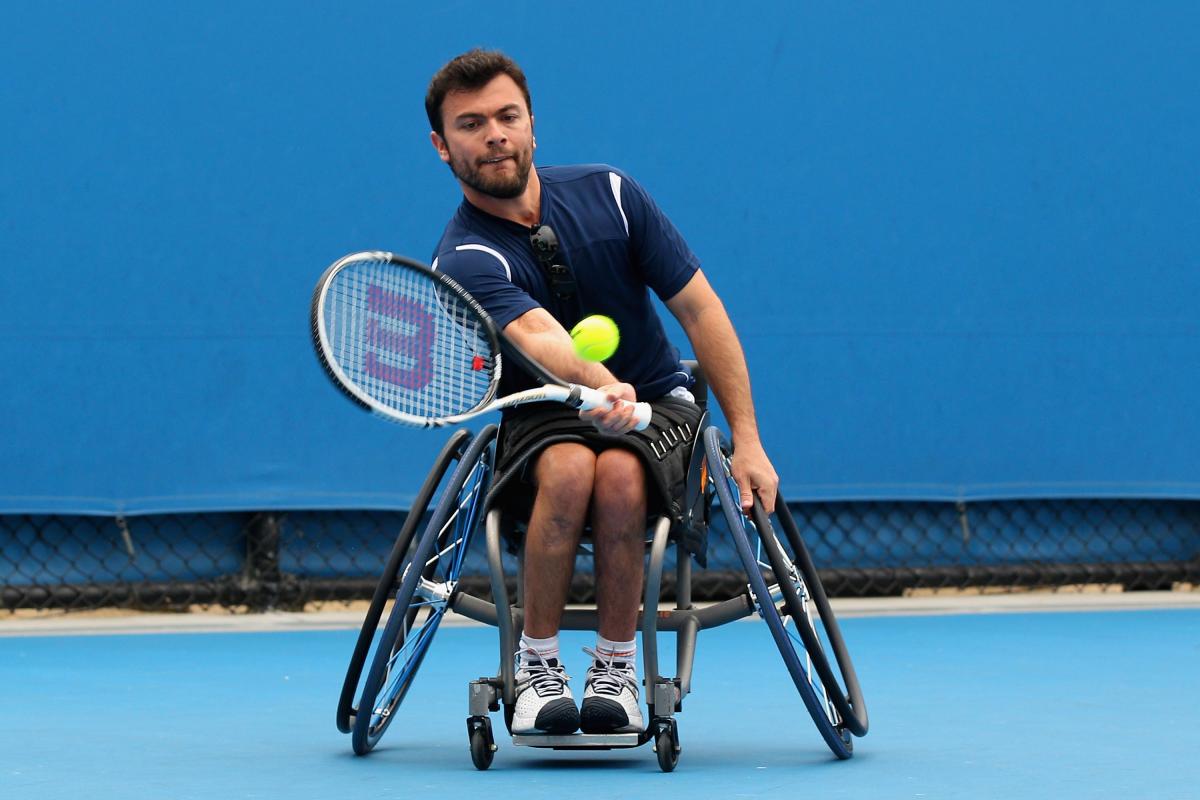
[1,590,1197,638]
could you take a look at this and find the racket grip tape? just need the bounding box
[574,386,652,431]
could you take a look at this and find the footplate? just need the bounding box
[511,732,642,750]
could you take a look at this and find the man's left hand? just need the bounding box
[732,439,779,514]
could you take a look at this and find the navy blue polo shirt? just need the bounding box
[431,164,699,401]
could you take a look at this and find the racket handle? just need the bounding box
[575,386,653,431]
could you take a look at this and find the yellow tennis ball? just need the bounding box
[570,315,620,362]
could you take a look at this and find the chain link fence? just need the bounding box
[3,499,1197,613]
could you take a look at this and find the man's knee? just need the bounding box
[593,449,647,516]
[533,444,597,511]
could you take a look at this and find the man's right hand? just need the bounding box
[579,382,639,435]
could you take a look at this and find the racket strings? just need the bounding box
[323,257,496,420]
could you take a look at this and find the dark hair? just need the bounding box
[425,49,532,136]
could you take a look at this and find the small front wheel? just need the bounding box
[653,720,680,772]
[468,717,495,770]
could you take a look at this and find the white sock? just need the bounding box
[519,633,560,666]
[595,635,637,667]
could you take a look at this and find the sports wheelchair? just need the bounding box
[335,365,868,772]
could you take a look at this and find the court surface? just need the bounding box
[2,599,1197,800]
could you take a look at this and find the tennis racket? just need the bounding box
[311,251,652,429]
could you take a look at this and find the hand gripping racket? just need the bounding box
[311,251,652,430]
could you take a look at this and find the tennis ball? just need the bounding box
[570,315,620,362]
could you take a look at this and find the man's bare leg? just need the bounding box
[511,443,596,735]
[591,448,648,641]
[581,447,647,733]
[522,442,596,638]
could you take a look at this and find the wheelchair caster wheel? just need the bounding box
[467,716,495,770]
[652,719,680,772]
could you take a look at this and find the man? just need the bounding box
[426,49,778,735]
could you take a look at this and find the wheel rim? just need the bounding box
[367,455,490,740]
[769,499,869,736]
[749,525,846,735]
[703,426,854,759]
[353,428,495,752]
[337,430,473,734]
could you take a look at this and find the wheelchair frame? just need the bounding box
[336,367,868,772]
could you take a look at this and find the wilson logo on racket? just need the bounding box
[312,252,650,429]
[363,284,436,390]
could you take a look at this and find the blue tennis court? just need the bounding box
[3,601,1197,799]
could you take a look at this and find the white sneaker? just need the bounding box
[511,651,579,734]
[579,647,644,733]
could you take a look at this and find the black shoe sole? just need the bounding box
[533,698,581,734]
[579,697,630,733]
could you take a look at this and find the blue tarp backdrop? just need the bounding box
[1,1,1198,515]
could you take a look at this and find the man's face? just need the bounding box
[433,74,535,200]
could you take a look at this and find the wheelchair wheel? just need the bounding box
[350,424,498,755]
[702,427,868,760]
[336,429,474,734]
[653,718,680,773]
[467,716,495,770]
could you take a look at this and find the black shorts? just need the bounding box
[487,394,705,530]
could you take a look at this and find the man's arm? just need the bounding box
[666,270,779,512]
[503,308,639,434]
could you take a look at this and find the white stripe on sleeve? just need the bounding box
[454,243,513,281]
[609,172,629,236]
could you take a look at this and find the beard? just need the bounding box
[446,144,533,200]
